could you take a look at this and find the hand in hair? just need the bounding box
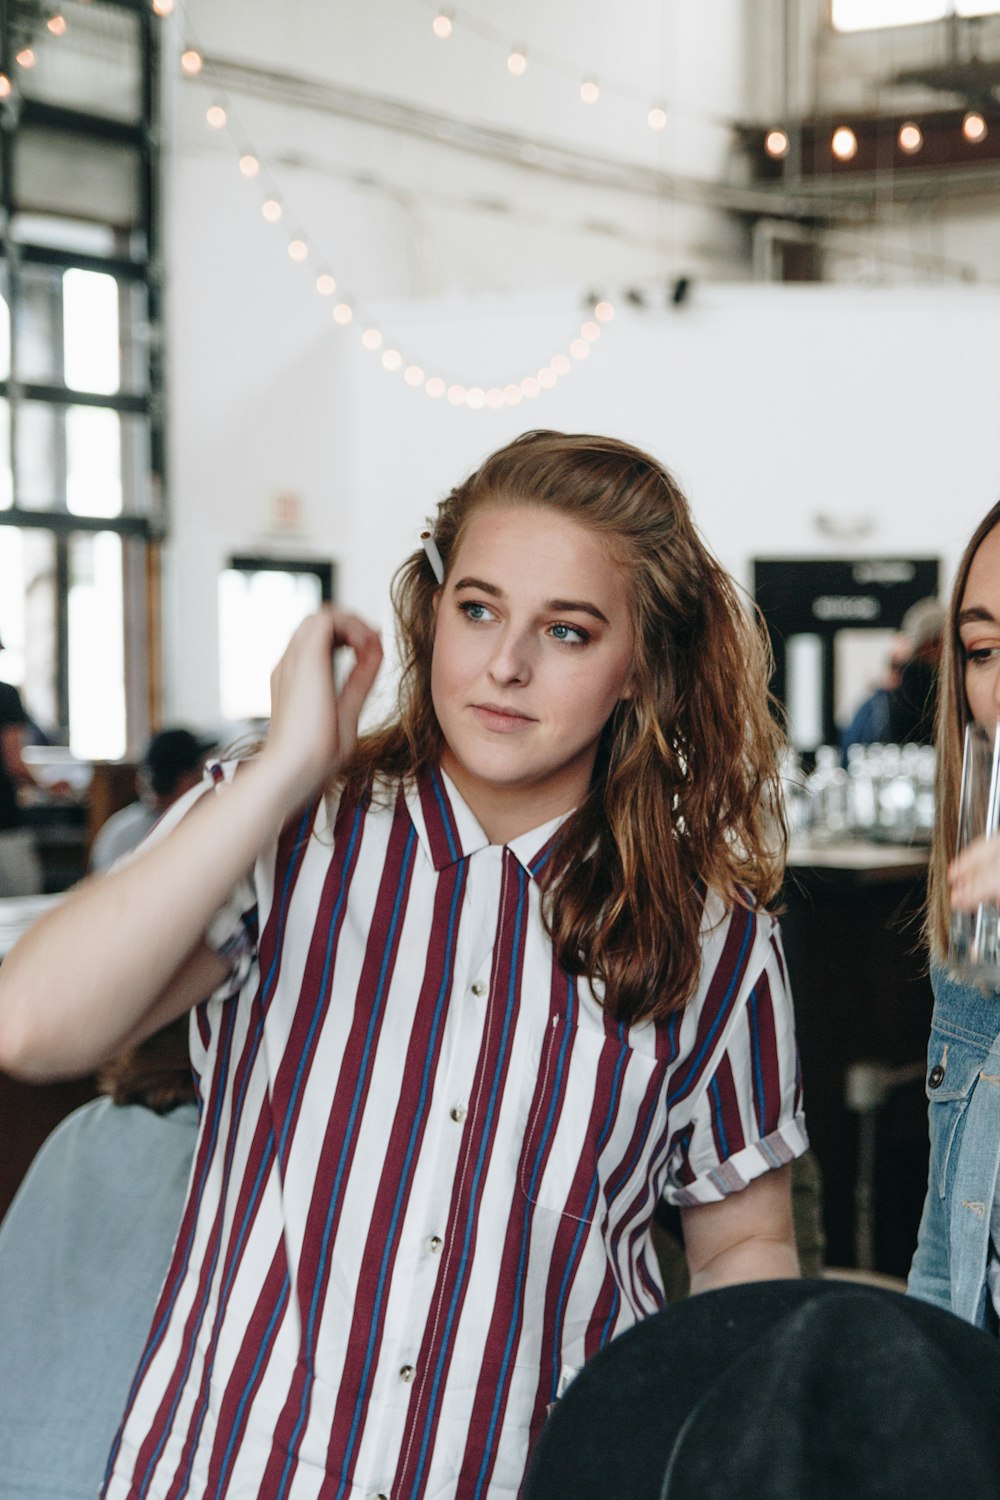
[949,834,1000,911]
[265,607,382,797]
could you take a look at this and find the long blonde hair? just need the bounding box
[927,499,1000,957]
[343,430,787,1024]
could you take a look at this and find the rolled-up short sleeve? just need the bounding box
[662,905,808,1207]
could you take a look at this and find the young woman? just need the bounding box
[0,432,806,1499]
[909,498,1000,1329]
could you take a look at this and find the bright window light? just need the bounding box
[66,406,122,517]
[219,568,324,721]
[68,532,126,760]
[833,0,1000,28]
[63,269,120,395]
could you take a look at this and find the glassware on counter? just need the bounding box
[948,722,1000,983]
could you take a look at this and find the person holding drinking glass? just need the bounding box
[909,498,1000,1330]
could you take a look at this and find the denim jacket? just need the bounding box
[908,962,1000,1328]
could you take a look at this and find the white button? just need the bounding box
[400,1364,416,1382]
[450,1105,467,1123]
[428,1234,443,1253]
[471,980,487,997]
[372,1493,389,1500]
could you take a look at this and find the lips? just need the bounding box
[471,703,537,732]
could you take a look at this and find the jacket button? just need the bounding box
[400,1365,416,1383]
[928,1064,945,1089]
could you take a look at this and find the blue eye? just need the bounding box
[459,600,493,622]
[550,622,589,645]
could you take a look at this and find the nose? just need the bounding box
[487,625,533,687]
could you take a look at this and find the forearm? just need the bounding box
[0,753,303,1079]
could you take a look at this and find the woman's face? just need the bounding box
[959,523,1000,731]
[430,503,635,826]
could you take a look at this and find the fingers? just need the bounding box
[337,632,384,735]
[949,835,1000,910]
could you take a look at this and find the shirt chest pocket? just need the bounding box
[517,1017,669,1225]
[925,1032,990,1201]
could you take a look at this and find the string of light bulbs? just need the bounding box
[4,0,618,411]
[763,111,989,162]
[417,0,673,134]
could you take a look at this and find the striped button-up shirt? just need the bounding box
[103,764,806,1500]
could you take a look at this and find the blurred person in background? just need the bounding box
[885,597,946,746]
[0,631,66,897]
[90,728,216,874]
[840,631,912,753]
[0,1015,198,1500]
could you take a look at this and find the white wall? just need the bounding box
[165,259,1000,723]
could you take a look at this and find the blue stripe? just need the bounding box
[333,861,467,1500]
[129,805,312,1497]
[710,1074,729,1158]
[666,911,754,1109]
[431,768,460,862]
[471,973,577,1499]
[598,1283,621,1349]
[276,828,417,1499]
[410,864,527,1494]
[748,983,766,1130]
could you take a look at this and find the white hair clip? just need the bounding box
[421,530,445,584]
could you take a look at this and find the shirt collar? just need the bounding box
[405,766,571,883]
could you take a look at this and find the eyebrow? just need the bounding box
[452,576,611,626]
[958,607,999,626]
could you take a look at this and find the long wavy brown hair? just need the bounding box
[927,499,1000,958]
[342,430,787,1024]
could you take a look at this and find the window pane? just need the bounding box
[0,528,59,734]
[832,0,947,26]
[66,406,121,517]
[64,269,120,395]
[16,263,63,386]
[0,401,11,510]
[18,1,143,124]
[0,267,10,382]
[18,129,140,231]
[12,216,118,259]
[16,400,61,510]
[219,569,324,721]
[68,531,125,760]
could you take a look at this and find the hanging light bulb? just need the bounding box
[361,329,383,351]
[15,47,35,68]
[898,121,923,154]
[288,239,308,262]
[205,104,227,128]
[520,376,541,398]
[594,300,615,322]
[570,339,590,360]
[647,103,667,131]
[47,14,68,35]
[765,128,790,159]
[425,377,446,399]
[151,0,174,15]
[239,154,259,177]
[382,349,403,372]
[332,303,353,325]
[581,321,601,342]
[180,49,203,76]
[315,274,336,296]
[963,111,988,143]
[466,387,486,409]
[503,384,522,405]
[537,367,557,389]
[831,125,858,161]
[580,78,600,105]
[551,354,571,376]
[261,199,283,223]
[0,74,12,98]
[404,365,425,387]
[485,388,504,409]
[448,384,468,405]
[507,46,527,76]
[432,10,453,39]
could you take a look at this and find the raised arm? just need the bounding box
[0,608,381,1081]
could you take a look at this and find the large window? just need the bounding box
[833,0,1000,30]
[0,0,163,760]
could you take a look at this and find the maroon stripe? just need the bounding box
[666,907,756,1110]
[320,860,466,1494]
[454,955,575,1494]
[262,795,417,1483]
[750,971,782,1134]
[131,812,310,1485]
[710,1049,747,1159]
[162,1090,276,1498]
[206,1241,290,1496]
[267,792,369,1149]
[394,851,528,1499]
[418,766,462,869]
